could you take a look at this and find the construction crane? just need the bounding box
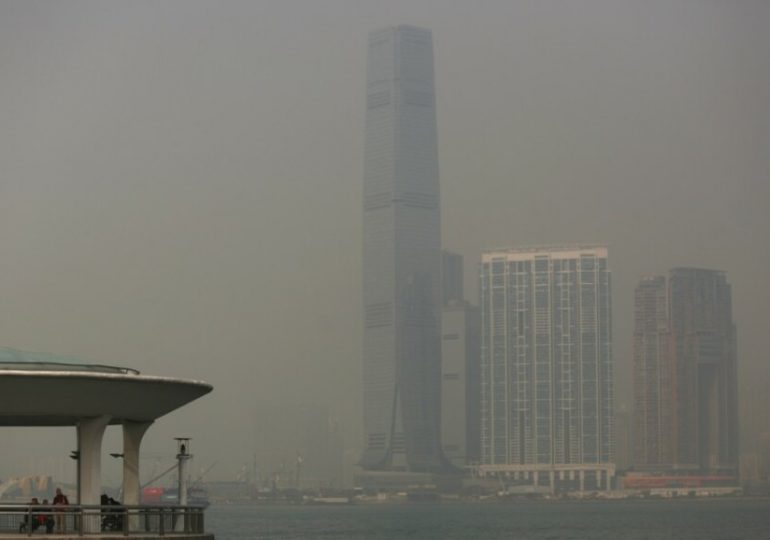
[141,463,178,490]
[190,462,217,489]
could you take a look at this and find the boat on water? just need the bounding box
[305,496,351,505]
[142,487,210,508]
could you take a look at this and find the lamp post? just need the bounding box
[175,438,191,506]
[69,450,80,504]
[174,438,191,532]
[109,454,125,502]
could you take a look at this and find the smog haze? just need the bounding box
[1,0,768,484]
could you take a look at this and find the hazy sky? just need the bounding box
[1,0,768,483]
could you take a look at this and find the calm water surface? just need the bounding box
[207,499,770,539]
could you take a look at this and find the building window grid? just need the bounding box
[481,250,612,469]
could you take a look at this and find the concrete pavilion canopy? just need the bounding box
[0,347,212,426]
[0,347,212,519]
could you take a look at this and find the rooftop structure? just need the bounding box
[481,244,608,261]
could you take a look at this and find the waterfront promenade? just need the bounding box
[0,349,214,539]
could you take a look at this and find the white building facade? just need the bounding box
[478,246,614,490]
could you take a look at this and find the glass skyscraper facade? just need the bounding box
[361,26,443,472]
[479,246,614,476]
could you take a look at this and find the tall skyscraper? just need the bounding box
[632,276,673,468]
[478,246,614,490]
[361,25,443,472]
[669,268,738,472]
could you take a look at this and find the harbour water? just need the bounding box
[207,498,770,539]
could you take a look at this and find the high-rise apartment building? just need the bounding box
[615,405,633,470]
[478,246,614,490]
[442,250,464,306]
[361,25,443,472]
[669,268,738,472]
[441,299,481,468]
[439,251,480,469]
[632,276,672,468]
[299,405,345,488]
[631,269,738,475]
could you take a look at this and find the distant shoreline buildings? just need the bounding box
[358,25,740,493]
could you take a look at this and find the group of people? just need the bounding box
[19,488,69,534]
[19,488,127,534]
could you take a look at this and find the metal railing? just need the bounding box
[0,504,206,536]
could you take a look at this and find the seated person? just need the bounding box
[19,498,40,533]
[100,494,124,531]
[40,499,55,534]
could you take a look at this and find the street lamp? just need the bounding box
[69,451,80,504]
[174,438,191,506]
[174,438,191,533]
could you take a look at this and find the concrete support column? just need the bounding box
[77,415,111,533]
[122,421,152,506]
[606,470,612,491]
[549,470,555,493]
[579,470,585,492]
[122,421,152,530]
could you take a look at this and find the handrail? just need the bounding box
[0,503,207,536]
[0,504,201,509]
